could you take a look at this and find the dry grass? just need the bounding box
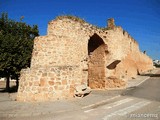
[55,15,86,24]
[55,15,112,30]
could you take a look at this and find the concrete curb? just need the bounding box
[136,77,150,86]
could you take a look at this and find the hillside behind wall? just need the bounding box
[17,16,153,101]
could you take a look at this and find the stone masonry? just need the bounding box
[17,16,153,101]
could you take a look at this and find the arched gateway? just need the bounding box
[88,34,108,89]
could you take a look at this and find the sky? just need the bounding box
[0,0,160,60]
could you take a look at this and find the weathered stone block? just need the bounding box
[48,81,54,86]
[40,78,46,86]
[62,80,67,85]
[34,81,39,86]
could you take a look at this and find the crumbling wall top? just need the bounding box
[107,18,115,29]
[48,15,112,33]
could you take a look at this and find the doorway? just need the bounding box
[88,34,106,89]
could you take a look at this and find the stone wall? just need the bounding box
[88,44,106,89]
[104,26,153,89]
[17,66,81,101]
[17,16,153,101]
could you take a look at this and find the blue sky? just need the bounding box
[0,0,160,59]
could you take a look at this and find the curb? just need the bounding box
[127,68,160,89]
[136,77,150,86]
[127,76,150,89]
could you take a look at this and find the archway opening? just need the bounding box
[88,33,107,89]
[88,34,105,55]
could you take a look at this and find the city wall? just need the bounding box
[17,16,153,101]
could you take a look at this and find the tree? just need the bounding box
[0,13,39,92]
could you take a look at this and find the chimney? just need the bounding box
[107,18,115,29]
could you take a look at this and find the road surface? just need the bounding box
[2,71,160,120]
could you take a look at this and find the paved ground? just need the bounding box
[0,68,159,120]
[123,70,160,101]
[39,96,159,120]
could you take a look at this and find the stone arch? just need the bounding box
[88,33,107,89]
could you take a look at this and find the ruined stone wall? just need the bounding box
[17,16,153,101]
[17,66,81,101]
[105,27,153,86]
[17,18,93,101]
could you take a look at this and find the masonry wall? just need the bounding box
[105,27,153,85]
[88,44,106,89]
[17,18,92,101]
[17,66,81,101]
[17,16,153,101]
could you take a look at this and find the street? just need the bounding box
[43,72,160,120]
[1,70,160,120]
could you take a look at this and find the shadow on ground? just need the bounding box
[0,85,18,93]
[140,74,160,77]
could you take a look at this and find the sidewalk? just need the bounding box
[127,68,159,88]
[0,68,159,118]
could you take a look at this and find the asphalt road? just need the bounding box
[49,74,160,120]
[1,71,160,120]
[8,96,159,120]
[122,74,160,102]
